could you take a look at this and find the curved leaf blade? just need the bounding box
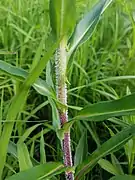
[0,60,54,97]
[5,162,64,180]
[68,0,113,58]
[60,93,135,135]
[75,93,135,121]
[75,125,135,179]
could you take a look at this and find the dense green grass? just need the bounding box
[0,0,135,179]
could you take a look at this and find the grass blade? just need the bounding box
[68,0,113,58]
[74,131,88,166]
[61,93,135,134]
[0,39,59,178]
[40,129,46,164]
[75,93,135,121]
[109,175,135,180]
[5,162,64,180]
[75,125,135,179]
[0,60,54,97]
[17,143,33,171]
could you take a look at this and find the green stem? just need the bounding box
[55,39,74,180]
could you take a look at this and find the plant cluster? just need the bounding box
[0,0,135,179]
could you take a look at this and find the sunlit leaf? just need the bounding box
[68,0,113,60]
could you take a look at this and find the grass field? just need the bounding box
[0,0,135,179]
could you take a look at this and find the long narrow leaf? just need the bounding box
[68,0,113,59]
[75,125,135,179]
[74,131,88,166]
[0,60,54,97]
[5,162,64,180]
[0,40,59,178]
[17,143,33,171]
[61,93,135,134]
[8,141,38,165]
[110,175,135,180]
[75,93,135,121]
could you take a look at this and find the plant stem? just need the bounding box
[55,39,74,180]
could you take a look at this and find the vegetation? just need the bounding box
[0,0,135,179]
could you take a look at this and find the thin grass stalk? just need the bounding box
[55,39,74,180]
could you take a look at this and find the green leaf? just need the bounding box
[5,163,16,174]
[60,93,135,134]
[0,39,59,178]
[0,60,54,97]
[74,131,88,166]
[68,0,113,59]
[30,35,45,71]
[5,162,64,180]
[40,129,46,164]
[75,93,135,121]
[8,141,39,166]
[49,98,60,130]
[8,141,17,159]
[109,175,135,180]
[98,158,119,175]
[49,0,76,39]
[75,125,135,179]
[17,143,33,171]
[18,124,41,144]
[46,61,54,89]
[111,154,124,175]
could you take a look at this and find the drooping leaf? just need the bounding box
[109,175,135,180]
[0,60,54,97]
[75,125,135,179]
[49,0,76,39]
[5,162,65,180]
[68,0,113,60]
